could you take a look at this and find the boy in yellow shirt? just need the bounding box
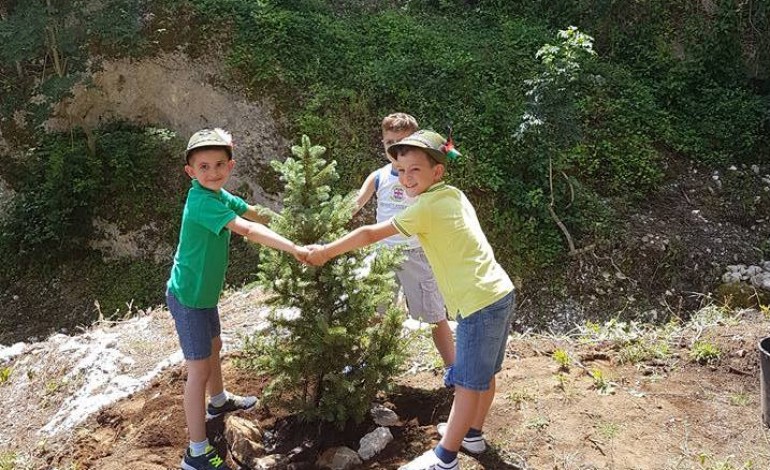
[307,130,515,470]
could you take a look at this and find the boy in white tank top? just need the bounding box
[354,113,455,378]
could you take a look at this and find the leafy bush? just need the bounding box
[0,123,180,267]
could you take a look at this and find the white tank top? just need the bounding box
[375,163,420,249]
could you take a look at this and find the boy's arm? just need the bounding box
[306,220,399,266]
[227,216,308,262]
[242,204,274,225]
[352,171,377,215]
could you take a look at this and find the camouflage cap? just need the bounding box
[185,128,233,159]
[386,129,460,164]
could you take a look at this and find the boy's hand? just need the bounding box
[305,244,329,266]
[293,245,310,264]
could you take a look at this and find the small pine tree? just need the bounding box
[244,135,406,426]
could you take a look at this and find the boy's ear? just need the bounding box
[184,164,195,179]
[433,163,445,181]
[228,159,236,171]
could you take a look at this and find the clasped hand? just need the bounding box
[292,244,329,266]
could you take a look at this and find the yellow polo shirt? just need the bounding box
[392,182,513,318]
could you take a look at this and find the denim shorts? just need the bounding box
[453,290,515,391]
[166,290,221,360]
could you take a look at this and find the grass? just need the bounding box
[525,415,550,430]
[505,388,535,409]
[0,452,15,470]
[0,367,11,385]
[552,348,571,370]
[697,453,755,470]
[589,368,617,395]
[595,421,621,440]
[729,392,751,407]
[689,340,722,364]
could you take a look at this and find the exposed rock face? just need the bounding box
[44,52,287,208]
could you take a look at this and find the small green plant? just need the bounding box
[690,341,722,364]
[589,368,616,395]
[595,421,620,440]
[696,453,754,470]
[729,392,750,407]
[552,348,571,370]
[0,367,11,385]
[505,388,535,409]
[525,415,550,430]
[0,451,16,470]
[45,379,63,395]
[619,340,671,364]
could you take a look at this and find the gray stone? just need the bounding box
[317,446,362,470]
[358,426,393,460]
[371,404,400,426]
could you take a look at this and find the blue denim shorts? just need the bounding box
[454,290,515,391]
[166,290,221,360]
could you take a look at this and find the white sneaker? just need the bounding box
[436,422,487,454]
[398,450,459,470]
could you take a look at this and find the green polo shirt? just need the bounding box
[393,182,513,318]
[167,180,248,308]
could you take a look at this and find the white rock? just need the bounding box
[751,164,760,174]
[746,266,763,277]
[358,426,393,460]
[722,272,742,284]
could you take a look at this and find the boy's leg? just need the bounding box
[185,358,211,442]
[397,248,454,366]
[207,336,224,397]
[471,376,496,430]
[431,320,455,367]
[440,291,514,447]
[439,385,482,452]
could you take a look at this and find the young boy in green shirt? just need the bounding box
[306,130,515,470]
[167,128,308,470]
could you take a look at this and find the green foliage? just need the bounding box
[241,135,406,427]
[0,452,17,470]
[589,367,616,395]
[0,123,179,268]
[689,340,722,364]
[0,367,11,385]
[551,348,571,370]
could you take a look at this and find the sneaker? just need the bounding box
[181,445,232,470]
[398,450,459,470]
[443,365,455,389]
[437,422,486,454]
[206,393,258,420]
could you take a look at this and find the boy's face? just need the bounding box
[394,148,445,197]
[184,148,235,192]
[382,129,414,163]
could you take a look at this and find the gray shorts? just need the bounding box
[395,247,447,324]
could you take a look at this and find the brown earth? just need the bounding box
[24,306,770,470]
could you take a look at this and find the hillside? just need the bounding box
[1,1,769,342]
[1,286,769,469]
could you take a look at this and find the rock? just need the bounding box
[371,404,400,426]
[250,454,289,470]
[358,426,393,460]
[722,272,741,284]
[317,447,362,470]
[225,415,265,462]
[751,273,770,292]
[751,164,760,174]
[746,265,763,277]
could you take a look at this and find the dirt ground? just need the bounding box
[24,306,770,470]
